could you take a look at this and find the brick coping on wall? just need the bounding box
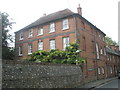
[2,59,82,66]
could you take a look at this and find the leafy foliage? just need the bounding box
[1,12,15,60]
[29,43,85,64]
[105,36,118,46]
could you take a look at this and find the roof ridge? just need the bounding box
[16,8,74,32]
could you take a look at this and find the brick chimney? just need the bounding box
[77,4,82,15]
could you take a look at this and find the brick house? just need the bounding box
[106,45,120,78]
[15,5,120,81]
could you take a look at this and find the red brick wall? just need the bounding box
[75,16,107,80]
[15,16,76,59]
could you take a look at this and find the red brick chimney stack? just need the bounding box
[77,4,82,15]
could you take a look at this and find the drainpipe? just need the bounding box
[93,32,98,80]
[73,15,77,43]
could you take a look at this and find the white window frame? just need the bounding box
[50,40,55,50]
[110,67,113,74]
[98,67,101,75]
[19,46,23,56]
[38,27,43,36]
[63,37,70,50]
[62,19,69,30]
[100,48,103,55]
[102,67,104,74]
[38,41,43,50]
[28,29,33,38]
[20,32,24,40]
[28,44,32,55]
[104,47,106,55]
[96,43,100,59]
[49,23,55,33]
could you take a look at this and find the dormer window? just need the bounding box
[28,29,33,38]
[49,23,55,33]
[20,32,24,40]
[62,19,69,30]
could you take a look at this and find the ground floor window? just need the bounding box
[98,67,101,74]
[19,46,23,56]
[102,67,105,74]
[28,44,32,55]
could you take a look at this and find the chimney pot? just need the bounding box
[77,4,82,15]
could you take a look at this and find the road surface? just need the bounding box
[96,78,120,88]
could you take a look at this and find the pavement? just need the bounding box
[77,77,117,89]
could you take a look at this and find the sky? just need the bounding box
[0,0,119,46]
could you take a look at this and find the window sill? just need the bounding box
[19,38,24,41]
[28,53,32,55]
[18,54,23,56]
[28,36,33,38]
[49,31,55,34]
[37,34,43,36]
[62,27,69,30]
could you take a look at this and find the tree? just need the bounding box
[1,12,15,60]
[105,36,118,46]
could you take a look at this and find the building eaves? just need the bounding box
[74,13,106,36]
[15,9,74,33]
[15,8,106,36]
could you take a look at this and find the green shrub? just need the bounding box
[28,43,85,64]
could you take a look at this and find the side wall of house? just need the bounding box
[76,16,107,82]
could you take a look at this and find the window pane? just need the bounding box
[104,47,106,55]
[50,40,55,49]
[100,48,103,54]
[38,42,43,50]
[96,43,99,59]
[28,44,32,54]
[50,23,55,33]
[20,32,24,40]
[38,28,43,35]
[63,37,69,49]
[62,19,69,30]
[19,46,23,55]
[28,29,33,37]
[102,67,104,74]
[98,67,101,74]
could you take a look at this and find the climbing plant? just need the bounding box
[29,43,85,64]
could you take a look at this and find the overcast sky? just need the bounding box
[0,0,119,44]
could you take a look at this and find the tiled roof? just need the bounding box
[18,9,74,31]
[15,8,106,35]
[106,46,120,56]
